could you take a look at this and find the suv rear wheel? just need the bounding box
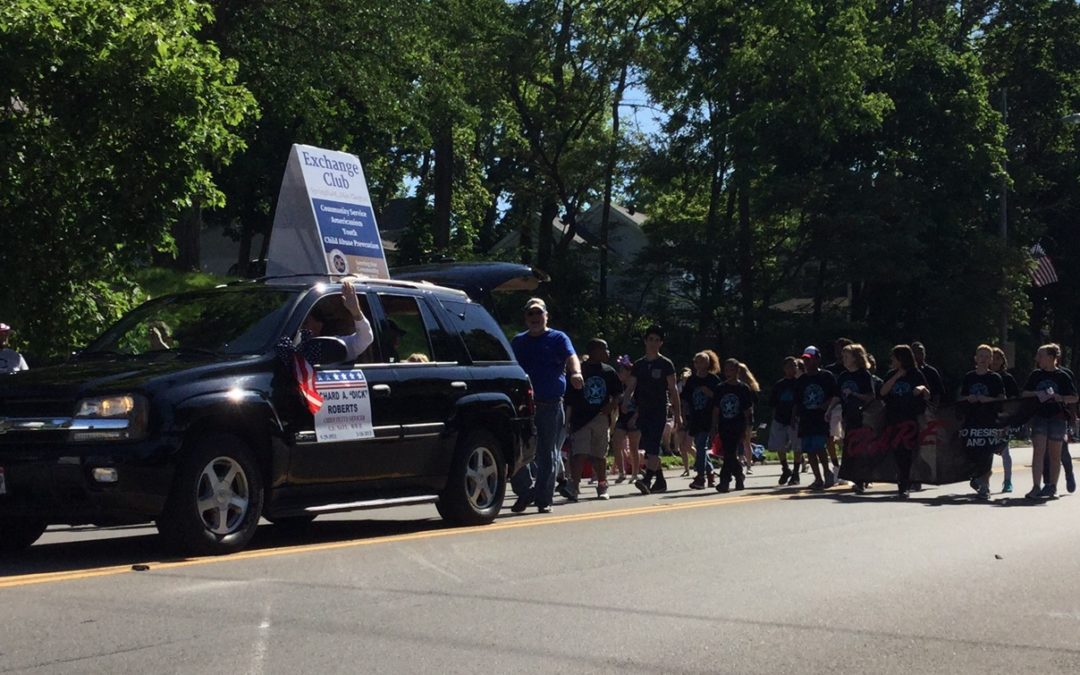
[438,430,505,526]
[157,433,264,555]
[0,518,47,554]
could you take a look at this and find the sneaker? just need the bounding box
[779,468,792,485]
[707,473,716,488]
[1067,472,1077,494]
[510,494,532,513]
[634,477,651,495]
[596,483,610,500]
[787,473,801,486]
[745,464,753,475]
[1025,488,1041,500]
[689,476,706,490]
[1039,483,1058,500]
[976,486,991,500]
[716,482,731,494]
[853,482,866,494]
[614,474,626,484]
[651,477,668,493]
[734,476,745,491]
[537,505,552,513]
[831,464,840,484]
[823,473,836,489]
[969,478,980,493]
[809,479,824,490]
[1002,479,1013,494]
[897,489,910,500]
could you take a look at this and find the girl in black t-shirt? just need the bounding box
[684,351,721,489]
[879,345,931,498]
[1021,343,1078,499]
[837,344,876,493]
[712,359,754,492]
[990,346,1019,492]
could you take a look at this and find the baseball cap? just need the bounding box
[523,298,547,313]
[801,345,820,359]
[0,323,11,333]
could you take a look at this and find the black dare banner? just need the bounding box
[838,398,1037,486]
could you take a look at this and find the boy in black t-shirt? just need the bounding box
[958,345,1005,500]
[711,359,754,492]
[565,339,623,501]
[769,357,801,486]
[793,346,838,490]
[622,325,682,495]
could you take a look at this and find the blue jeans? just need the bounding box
[693,431,714,475]
[511,400,564,508]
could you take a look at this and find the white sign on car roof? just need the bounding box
[266,144,390,281]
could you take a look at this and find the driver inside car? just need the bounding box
[299,280,374,361]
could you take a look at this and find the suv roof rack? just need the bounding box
[218,273,470,299]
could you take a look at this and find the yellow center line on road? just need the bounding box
[0,490,789,590]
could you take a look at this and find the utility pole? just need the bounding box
[999,89,1009,348]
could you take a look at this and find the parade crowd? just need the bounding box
[508,298,1079,514]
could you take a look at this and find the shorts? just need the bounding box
[1031,416,1068,442]
[768,421,797,452]
[615,411,637,432]
[571,414,610,458]
[637,410,667,457]
[828,405,844,439]
[801,434,828,455]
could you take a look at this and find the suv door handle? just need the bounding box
[450,381,468,391]
[372,384,392,397]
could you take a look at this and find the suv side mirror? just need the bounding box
[307,337,349,366]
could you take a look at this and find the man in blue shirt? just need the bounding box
[510,298,583,513]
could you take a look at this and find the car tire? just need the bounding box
[0,518,47,553]
[157,433,264,556]
[438,430,506,526]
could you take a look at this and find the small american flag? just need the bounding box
[276,333,324,414]
[1030,243,1059,287]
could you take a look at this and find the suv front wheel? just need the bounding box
[157,433,264,555]
[437,430,506,526]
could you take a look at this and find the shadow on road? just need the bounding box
[0,516,453,579]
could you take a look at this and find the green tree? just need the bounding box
[0,0,253,359]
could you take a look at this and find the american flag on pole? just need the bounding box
[276,333,324,414]
[1030,243,1059,287]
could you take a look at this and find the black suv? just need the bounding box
[0,278,534,555]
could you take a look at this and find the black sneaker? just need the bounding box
[651,477,668,493]
[537,505,552,513]
[689,475,705,490]
[787,473,801,486]
[853,482,866,494]
[1039,483,1058,500]
[779,468,792,485]
[809,479,824,490]
[734,476,745,491]
[558,482,575,501]
[634,477,651,495]
[1067,471,1077,494]
[510,494,532,513]
[716,482,730,493]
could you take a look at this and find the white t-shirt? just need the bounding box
[0,348,28,374]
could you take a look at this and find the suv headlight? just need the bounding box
[71,394,149,441]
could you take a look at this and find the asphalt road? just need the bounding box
[1,447,1078,675]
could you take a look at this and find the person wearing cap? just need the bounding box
[793,345,838,489]
[563,338,621,501]
[0,323,28,374]
[510,298,583,514]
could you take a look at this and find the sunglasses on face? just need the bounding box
[525,309,545,317]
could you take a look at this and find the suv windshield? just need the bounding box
[82,288,300,357]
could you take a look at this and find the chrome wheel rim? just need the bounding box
[195,456,250,535]
[464,445,499,511]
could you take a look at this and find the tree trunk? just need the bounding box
[236,216,254,277]
[160,204,202,272]
[737,179,754,335]
[433,123,453,250]
[813,258,827,325]
[537,196,558,273]
[600,64,629,320]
